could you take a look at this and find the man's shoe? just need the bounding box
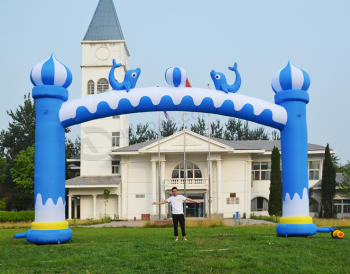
[175,239,178,241]
[184,239,187,241]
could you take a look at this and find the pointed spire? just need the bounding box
[83,0,124,41]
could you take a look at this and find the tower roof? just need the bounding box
[83,0,125,41]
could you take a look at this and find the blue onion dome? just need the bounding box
[271,61,310,93]
[30,53,72,88]
[165,67,187,87]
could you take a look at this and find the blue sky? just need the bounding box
[0,1,349,163]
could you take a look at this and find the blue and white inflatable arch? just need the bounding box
[14,57,334,244]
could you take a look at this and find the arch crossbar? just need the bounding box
[59,87,287,130]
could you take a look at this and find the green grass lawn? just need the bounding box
[1,226,349,273]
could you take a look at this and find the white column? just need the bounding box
[151,160,157,214]
[121,160,127,219]
[74,196,78,219]
[217,160,222,213]
[210,160,213,214]
[68,194,72,220]
[92,194,97,219]
[118,195,121,219]
[246,159,253,218]
[160,160,166,215]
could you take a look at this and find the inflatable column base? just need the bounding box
[26,228,72,244]
[276,216,317,237]
[14,221,72,244]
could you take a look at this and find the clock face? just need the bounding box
[96,47,110,61]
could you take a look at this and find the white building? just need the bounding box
[65,0,347,220]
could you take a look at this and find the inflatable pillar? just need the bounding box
[15,54,73,244]
[272,61,316,236]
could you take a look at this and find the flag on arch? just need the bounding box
[185,78,192,88]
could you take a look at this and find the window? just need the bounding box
[112,161,120,174]
[136,194,145,198]
[309,201,319,213]
[343,200,350,213]
[227,193,239,204]
[171,162,202,179]
[251,197,269,211]
[87,80,94,95]
[97,78,109,93]
[252,162,271,181]
[112,132,120,147]
[309,161,320,180]
[113,115,120,119]
[333,199,350,214]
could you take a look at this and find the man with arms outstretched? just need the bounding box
[152,187,201,241]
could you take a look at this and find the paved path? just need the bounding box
[84,218,275,228]
[223,219,275,226]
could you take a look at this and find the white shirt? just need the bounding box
[167,195,187,214]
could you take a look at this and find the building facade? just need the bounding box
[65,0,347,220]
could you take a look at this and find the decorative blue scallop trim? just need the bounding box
[216,100,237,117]
[95,101,116,119]
[60,93,287,131]
[254,109,274,127]
[137,97,157,113]
[197,97,217,114]
[235,104,255,121]
[74,106,96,125]
[156,95,177,111]
[176,96,197,112]
[115,98,136,115]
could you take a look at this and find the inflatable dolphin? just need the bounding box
[210,62,241,93]
[109,59,141,92]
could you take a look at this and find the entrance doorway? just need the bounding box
[167,193,205,218]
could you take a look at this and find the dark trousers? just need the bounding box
[172,214,186,237]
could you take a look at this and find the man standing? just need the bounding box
[152,187,201,241]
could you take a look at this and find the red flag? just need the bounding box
[163,111,169,120]
[185,78,192,88]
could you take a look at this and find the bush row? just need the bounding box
[0,211,35,222]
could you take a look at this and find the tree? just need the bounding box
[65,136,81,179]
[331,154,343,173]
[211,120,224,139]
[10,145,35,194]
[339,161,350,197]
[321,144,337,218]
[190,117,207,136]
[224,118,270,141]
[224,118,243,140]
[0,93,35,161]
[271,130,280,140]
[268,146,282,216]
[161,120,177,137]
[103,188,111,217]
[0,157,8,186]
[129,123,157,145]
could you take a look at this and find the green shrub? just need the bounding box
[0,211,34,222]
[0,198,8,211]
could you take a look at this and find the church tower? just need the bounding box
[80,0,129,176]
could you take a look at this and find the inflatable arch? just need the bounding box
[14,54,336,244]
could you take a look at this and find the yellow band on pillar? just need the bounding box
[31,221,69,230]
[279,216,313,225]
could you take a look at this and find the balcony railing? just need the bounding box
[164,178,209,189]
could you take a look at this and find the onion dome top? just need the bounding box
[271,61,310,93]
[165,67,187,87]
[30,53,72,88]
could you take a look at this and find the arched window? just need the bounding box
[87,80,94,95]
[251,197,268,211]
[97,78,109,93]
[171,162,202,179]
